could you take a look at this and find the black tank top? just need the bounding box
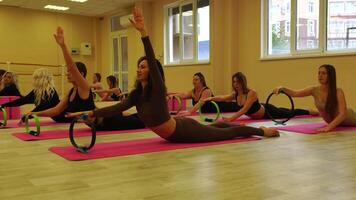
[235,91,261,115]
[191,87,212,105]
[66,88,96,113]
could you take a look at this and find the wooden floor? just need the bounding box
[1,115,356,200]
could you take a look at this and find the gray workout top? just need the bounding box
[93,37,170,128]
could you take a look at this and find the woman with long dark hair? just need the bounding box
[274,64,356,132]
[204,72,316,122]
[172,72,238,116]
[67,7,279,142]
[95,75,123,101]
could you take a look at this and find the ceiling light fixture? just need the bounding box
[44,5,70,11]
[70,0,88,2]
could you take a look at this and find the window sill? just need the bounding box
[260,50,356,61]
[164,61,210,67]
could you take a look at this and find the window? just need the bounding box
[262,0,356,58]
[327,0,356,51]
[165,0,210,65]
[267,0,291,55]
[111,34,129,92]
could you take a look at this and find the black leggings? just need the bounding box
[262,103,309,119]
[94,113,145,131]
[165,117,264,143]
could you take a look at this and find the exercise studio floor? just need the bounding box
[1,115,356,200]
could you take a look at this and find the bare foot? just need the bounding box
[309,109,319,116]
[260,126,280,137]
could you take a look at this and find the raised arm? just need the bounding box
[130,7,165,92]
[53,27,90,98]
[317,89,347,132]
[274,86,315,97]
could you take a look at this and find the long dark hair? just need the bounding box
[75,62,87,78]
[94,73,101,82]
[232,72,249,95]
[130,56,166,103]
[106,75,118,88]
[194,72,207,87]
[320,64,338,118]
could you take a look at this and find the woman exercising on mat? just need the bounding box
[95,75,123,101]
[273,64,356,132]
[203,72,317,122]
[171,72,238,116]
[0,68,67,123]
[67,7,279,142]
[24,27,145,131]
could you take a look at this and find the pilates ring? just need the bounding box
[199,101,220,122]
[69,114,96,153]
[169,95,182,115]
[25,114,41,136]
[0,107,7,127]
[265,91,294,125]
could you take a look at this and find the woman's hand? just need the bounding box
[273,86,284,94]
[129,7,147,36]
[53,27,65,47]
[316,126,332,133]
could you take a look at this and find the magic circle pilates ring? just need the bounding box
[265,91,294,125]
[169,95,183,115]
[199,101,220,122]
[25,114,41,136]
[0,107,7,127]
[69,114,96,153]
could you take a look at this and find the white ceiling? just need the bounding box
[0,0,152,17]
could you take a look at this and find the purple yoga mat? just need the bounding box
[49,136,261,161]
[13,128,149,141]
[274,122,356,134]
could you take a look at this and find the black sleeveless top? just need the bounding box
[66,88,96,113]
[235,91,261,115]
[191,87,212,105]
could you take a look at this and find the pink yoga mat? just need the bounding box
[3,120,66,128]
[49,136,261,161]
[224,115,318,124]
[13,128,149,141]
[274,122,356,134]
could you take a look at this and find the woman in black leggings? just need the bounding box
[204,72,318,122]
[67,7,279,142]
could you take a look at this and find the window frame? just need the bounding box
[164,0,210,66]
[261,0,356,60]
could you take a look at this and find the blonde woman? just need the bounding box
[0,71,22,96]
[0,68,66,123]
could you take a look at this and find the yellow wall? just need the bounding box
[0,6,97,96]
